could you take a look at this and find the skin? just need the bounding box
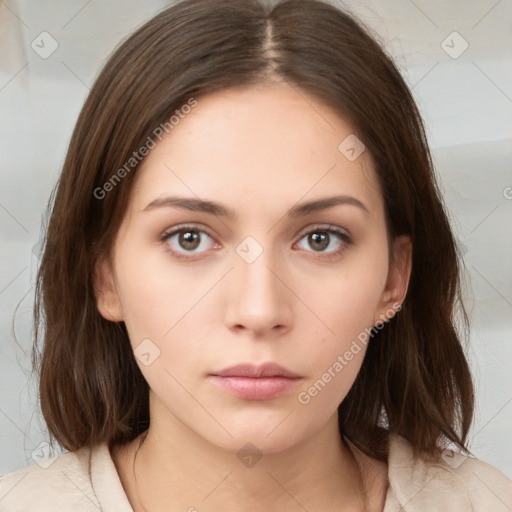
[95,81,412,512]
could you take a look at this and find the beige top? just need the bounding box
[1,433,511,511]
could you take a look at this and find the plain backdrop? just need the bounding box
[1,0,511,479]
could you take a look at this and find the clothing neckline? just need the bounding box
[89,432,471,512]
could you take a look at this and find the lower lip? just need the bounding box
[209,376,301,400]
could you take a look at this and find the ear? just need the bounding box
[93,255,124,322]
[373,235,412,325]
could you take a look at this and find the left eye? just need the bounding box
[296,228,350,254]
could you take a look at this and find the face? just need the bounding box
[95,82,411,454]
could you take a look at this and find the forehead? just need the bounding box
[130,83,383,221]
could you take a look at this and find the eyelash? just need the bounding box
[160,224,353,261]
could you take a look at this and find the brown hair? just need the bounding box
[33,0,474,462]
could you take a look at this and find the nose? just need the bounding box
[223,246,292,338]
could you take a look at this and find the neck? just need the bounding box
[112,402,387,512]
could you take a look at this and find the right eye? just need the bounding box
[161,224,218,260]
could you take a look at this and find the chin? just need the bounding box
[207,412,307,454]
[212,431,298,456]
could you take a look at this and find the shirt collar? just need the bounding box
[90,443,134,512]
[345,432,473,511]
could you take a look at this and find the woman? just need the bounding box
[1,0,511,510]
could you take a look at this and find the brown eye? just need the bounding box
[178,230,201,250]
[296,226,352,256]
[162,225,215,258]
[308,232,330,251]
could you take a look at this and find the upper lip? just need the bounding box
[211,362,301,378]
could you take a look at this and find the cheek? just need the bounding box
[293,264,387,402]
[112,240,222,387]
[299,260,386,344]
[113,240,194,341]
[294,300,376,412]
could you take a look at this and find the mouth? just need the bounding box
[209,362,303,401]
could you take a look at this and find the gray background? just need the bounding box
[1,0,511,478]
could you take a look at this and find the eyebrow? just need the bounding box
[142,194,369,218]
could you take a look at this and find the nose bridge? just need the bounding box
[225,236,290,334]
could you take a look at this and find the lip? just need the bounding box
[211,362,301,379]
[209,363,303,401]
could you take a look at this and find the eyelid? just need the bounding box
[296,223,351,240]
[161,223,214,240]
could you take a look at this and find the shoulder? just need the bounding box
[0,445,100,512]
[386,433,512,511]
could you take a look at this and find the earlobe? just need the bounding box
[374,235,412,324]
[93,256,124,322]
